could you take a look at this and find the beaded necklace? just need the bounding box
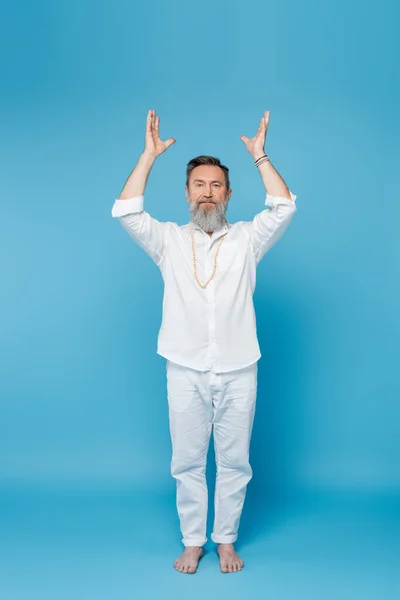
[188,225,227,289]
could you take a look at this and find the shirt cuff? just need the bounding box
[265,190,297,208]
[111,195,144,217]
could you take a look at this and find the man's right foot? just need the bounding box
[173,546,205,574]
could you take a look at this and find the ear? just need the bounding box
[185,185,190,203]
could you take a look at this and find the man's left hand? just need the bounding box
[240,110,270,160]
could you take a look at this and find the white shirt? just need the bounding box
[111,191,297,372]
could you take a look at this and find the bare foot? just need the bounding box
[173,546,205,574]
[216,543,244,573]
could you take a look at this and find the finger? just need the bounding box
[151,110,156,134]
[254,125,265,144]
[240,135,250,143]
[259,116,267,133]
[146,110,153,134]
[155,115,161,141]
[165,138,176,149]
[148,109,155,138]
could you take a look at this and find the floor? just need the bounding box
[0,487,398,600]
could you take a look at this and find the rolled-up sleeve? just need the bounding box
[111,195,167,266]
[243,191,297,263]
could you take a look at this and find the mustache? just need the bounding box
[188,195,229,208]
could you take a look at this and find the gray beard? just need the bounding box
[188,194,230,233]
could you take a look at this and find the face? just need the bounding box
[185,165,232,233]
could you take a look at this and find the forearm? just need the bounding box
[118,152,157,199]
[254,155,292,200]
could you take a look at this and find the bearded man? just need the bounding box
[111,109,297,574]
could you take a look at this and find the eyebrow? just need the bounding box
[192,179,223,184]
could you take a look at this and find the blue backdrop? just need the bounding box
[1,0,399,598]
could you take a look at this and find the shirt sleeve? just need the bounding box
[242,191,297,263]
[111,195,167,266]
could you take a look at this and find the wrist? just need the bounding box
[141,150,158,163]
[253,153,270,168]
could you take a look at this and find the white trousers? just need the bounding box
[166,359,258,547]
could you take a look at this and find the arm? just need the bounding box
[240,110,297,262]
[111,110,176,266]
[117,150,157,200]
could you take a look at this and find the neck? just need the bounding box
[189,222,226,237]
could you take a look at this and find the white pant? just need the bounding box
[166,359,258,547]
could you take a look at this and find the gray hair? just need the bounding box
[186,155,230,190]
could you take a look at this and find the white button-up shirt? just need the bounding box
[111,192,297,372]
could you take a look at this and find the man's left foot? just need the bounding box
[216,543,244,573]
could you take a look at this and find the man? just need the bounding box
[111,109,297,574]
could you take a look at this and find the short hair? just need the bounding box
[186,155,230,190]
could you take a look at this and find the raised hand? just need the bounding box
[240,110,270,160]
[144,109,176,158]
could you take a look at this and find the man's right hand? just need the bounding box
[116,110,175,200]
[144,109,176,158]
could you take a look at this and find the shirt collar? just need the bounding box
[189,221,229,236]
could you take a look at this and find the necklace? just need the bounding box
[189,225,227,289]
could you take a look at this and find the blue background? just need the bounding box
[1,0,399,597]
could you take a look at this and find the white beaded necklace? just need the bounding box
[188,225,227,289]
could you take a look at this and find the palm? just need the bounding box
[240,110,270,159]
[145,110,175,157]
